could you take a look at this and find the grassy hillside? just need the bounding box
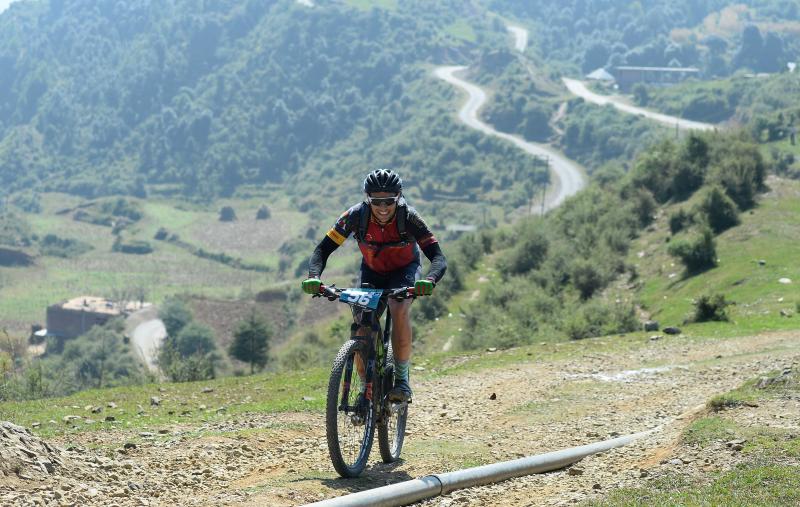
[632,176,800,336]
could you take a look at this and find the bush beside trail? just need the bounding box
[451,132,768,350]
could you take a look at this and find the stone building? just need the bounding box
[45,297,123,339]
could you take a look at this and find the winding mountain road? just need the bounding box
[434,66,586,212]
[562,78,716,132]
[132,319,166,373]
[126,307,167,374]
[506,25,528,53]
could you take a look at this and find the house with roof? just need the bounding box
[614,66,699,91]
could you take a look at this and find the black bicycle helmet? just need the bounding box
[363,169,402,194]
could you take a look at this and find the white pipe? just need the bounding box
[303,428,655,507]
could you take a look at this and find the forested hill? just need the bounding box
[0,0,500,199]
[490,0,798,76]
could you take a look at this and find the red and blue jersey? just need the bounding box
[326,202,438,275]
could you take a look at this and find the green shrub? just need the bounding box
[415,294,447,322]
[256,205,271,220]
[498,220,548,275]
[0,212,34,247]
[159,346,216,382]
[629,187,657,227]
[159,298,192,337]
[219,206,237,221]
[11,192,41,213]
[696,186,740,234]
[112,239,153,255]
[457,233,485,270]
[571,259,605,300]
[100,198,143,222]
[668,227,717,274]
[158,321,219,382]
[632,83,649,106]
[39,234,92,258]
[693,294,731,322]
[277,330,339,370]
[460,305,528,351]
[562,300,638,340]
[710,138,766,210]
[669,208,693,234]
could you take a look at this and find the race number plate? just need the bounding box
[339,288,383,309]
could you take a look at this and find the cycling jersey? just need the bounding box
[327,202,436,275]
[308,201,446,283]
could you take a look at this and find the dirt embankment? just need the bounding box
[1,331,798,506]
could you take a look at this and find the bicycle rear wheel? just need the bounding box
[326,339,375,477]
[377,343,408,463]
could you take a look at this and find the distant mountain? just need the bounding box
[0,0,499,199]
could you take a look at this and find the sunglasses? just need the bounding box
[368,195,399,207]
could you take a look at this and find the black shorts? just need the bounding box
[358,261,422,290]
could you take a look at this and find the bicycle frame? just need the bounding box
[320,284,412,418]
[339,298,393,421]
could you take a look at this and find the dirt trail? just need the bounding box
[3,330,798,506]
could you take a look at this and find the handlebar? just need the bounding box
[316,284,418,301]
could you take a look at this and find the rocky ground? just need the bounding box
[1,330,798,506]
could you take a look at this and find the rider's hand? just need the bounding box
[414,278,435,296]
[302,277,322,295]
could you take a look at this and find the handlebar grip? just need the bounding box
[319,284,338,299]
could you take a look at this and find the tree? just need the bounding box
[59,319,142,391]
[159,298,192,337]
[696,186,739,234]
[256,204,271,220]
[219,206,237,221]
[175,322,217,357]
[158,321,218,382]
[582,41,611,74]
[229,311,272,374]
[571,259,604,300]
[632,83,649,106]
[733,25,763,70]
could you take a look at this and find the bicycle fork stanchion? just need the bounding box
[303,428,658,507]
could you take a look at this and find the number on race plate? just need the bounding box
[339,289,382,309]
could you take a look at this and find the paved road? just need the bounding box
[562,78,716,132]
[507,25,528,52]
[132,317,166,374]
[435,66,586,211]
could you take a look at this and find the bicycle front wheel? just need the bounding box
[326,339,375,477]
[378,343,408,463]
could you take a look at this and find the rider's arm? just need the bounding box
[406,207,447,283]
[421,242,447,283]
[308,208,356,278]
[308,236,339,278]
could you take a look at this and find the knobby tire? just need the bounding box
[377,343,408,463]
[326,339,374,478]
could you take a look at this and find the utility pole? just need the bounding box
[541,183,547,215]
[541,156,550,215]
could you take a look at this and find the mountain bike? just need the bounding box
[313,283,419,478]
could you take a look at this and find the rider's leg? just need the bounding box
[388,299,412,363]
[387,261,420,401]
[388,298,413,400]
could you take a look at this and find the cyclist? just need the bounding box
[302,169,446,403]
